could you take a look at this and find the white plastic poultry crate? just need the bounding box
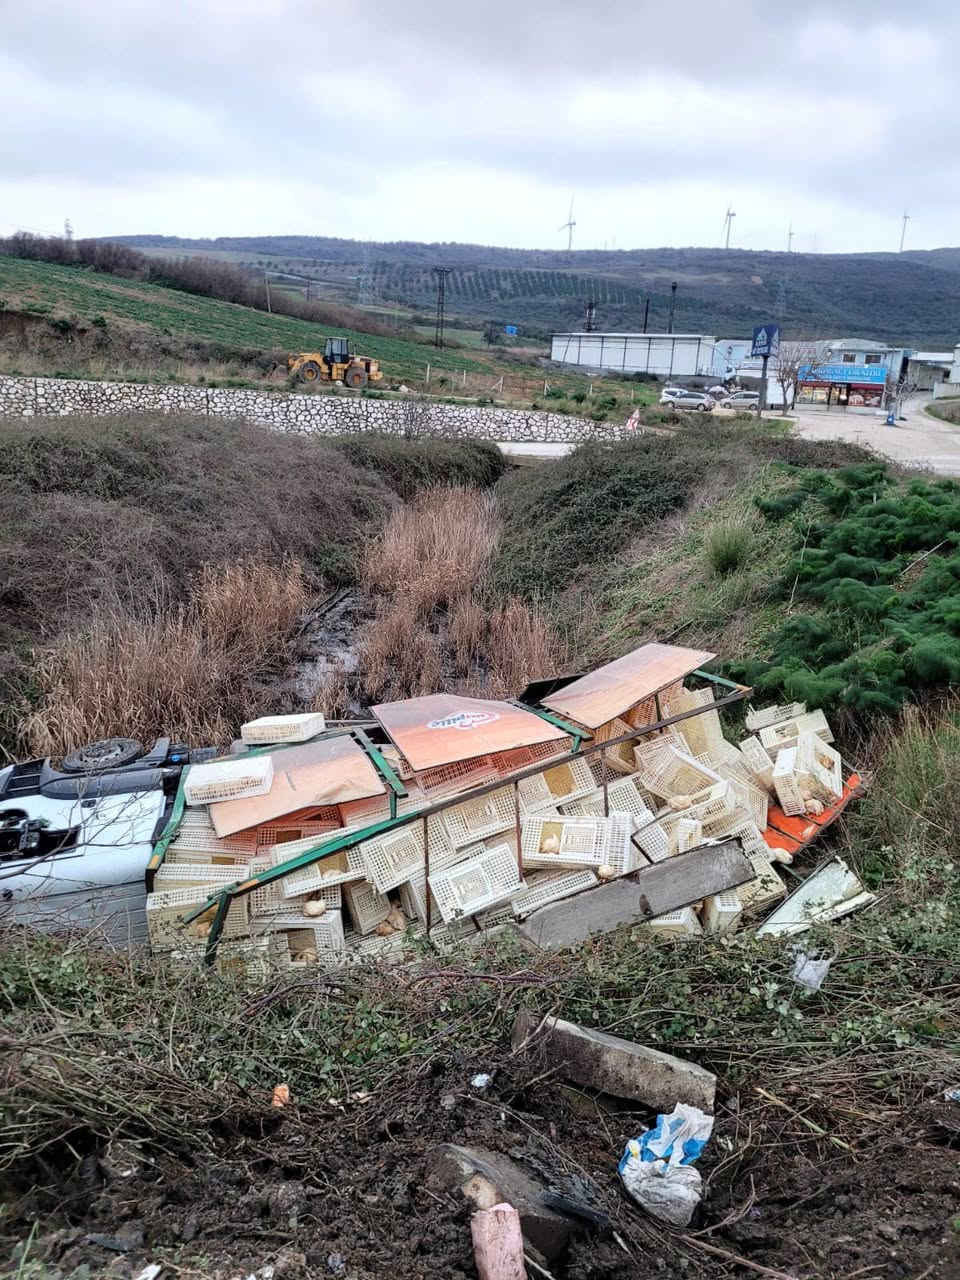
[146,886,249,948]
[441,786,516,848]
[592,717,639,774]
[745,702,807,733]
[737,849,786,913]
[360,819,459,893]
[510,869,598,919]
[520,816,610,869]
[474,902,518,931]
[167,827,258,855]
[517,756,596,813]
[675,818,703,853]
[700,890,743,935]
[632,814,671,863]
[560,774,655,821]
[665,687,726,763]
[414,755,502,799]
[240,712,326,745]
[636,747,723,801]
[626,696,658,730]
[275,915,346,964]
[343,880,393,934]
[605,813,638,873]
[759,710,833,757]
[739,736,776,790]
[276,847,361,898]
[428,842,524,922]
[723,816,769,856]
[645,907,704,940]
[772,747,805,816]
[727,777,770,832]
[184,756,274,806]
[165,841,252,868]
[216,935,287,981]
[154,864,244,891]
[795,732,843,801]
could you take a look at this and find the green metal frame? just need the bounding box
[692,667,743,692]
[146,765,190,889]
[508,702,593,754]
[351,726,407,817]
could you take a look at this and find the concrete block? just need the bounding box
[517,840,753,951]
[512,1011,716,1114]
[427,1143,572,1260]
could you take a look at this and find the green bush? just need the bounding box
[734,465,960,714]
[329,433,507,500]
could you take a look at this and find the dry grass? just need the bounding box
[362,487,499,614]
[358,487,564,703]
[20,560,306,758]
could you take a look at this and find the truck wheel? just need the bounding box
[345,366,368,389]
[299,360,322,382]
[61,737,145,773]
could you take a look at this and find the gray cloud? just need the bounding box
[0,0,957,251]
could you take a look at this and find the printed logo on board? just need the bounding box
[426,711,500,731]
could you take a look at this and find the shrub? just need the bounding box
[330,434,506,500]
[704,518,753,576]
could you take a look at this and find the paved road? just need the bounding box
[784,395,960,475]
[499,396,960,473]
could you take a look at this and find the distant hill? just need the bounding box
[114,235,960,347]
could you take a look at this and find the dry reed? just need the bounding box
[20,559,306,758]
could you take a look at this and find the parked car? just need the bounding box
[720,390,760,410]
[660,389,715,412]
[659,386,685,402]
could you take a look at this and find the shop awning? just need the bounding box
[210,735,385,836]
[540,643,715,730]
[372,693,569,772]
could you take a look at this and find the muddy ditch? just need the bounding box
[6,1053,959,1280]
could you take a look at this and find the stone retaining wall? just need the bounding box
[0,375,625,444]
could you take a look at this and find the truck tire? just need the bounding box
[298,360,323,382]
[345,366,368,389]
[61,737,145,774]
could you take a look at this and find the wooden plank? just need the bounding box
[518,841,753,950]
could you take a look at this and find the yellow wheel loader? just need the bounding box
[288,337,383,389]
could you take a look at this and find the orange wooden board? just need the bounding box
[540,643,716,731]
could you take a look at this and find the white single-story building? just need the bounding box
[550,332,716,378]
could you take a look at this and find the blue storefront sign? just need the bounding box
[751,325,780,358]
[799,363,887,384]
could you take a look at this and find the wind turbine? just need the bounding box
[722,204,736,250]
[787,224,795,253]
[559,198,576,251]
[899,211,910,253]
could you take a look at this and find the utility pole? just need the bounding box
[584,299,596,332]
[723,205,736,249]
[787,224,794,253]
[899,211,910,253]
[263,272,272,313]
[433,266,450,348]
[642,297,650,334]
[667,282,678,335]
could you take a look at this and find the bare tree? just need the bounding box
[772,335,834,411]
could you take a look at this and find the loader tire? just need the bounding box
[345,366,368,389]
[299,360,323,382]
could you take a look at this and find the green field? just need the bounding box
[0,256,491,381]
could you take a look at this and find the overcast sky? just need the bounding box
[2,0,957,254]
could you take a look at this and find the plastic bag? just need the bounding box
[619,1103,714,1227]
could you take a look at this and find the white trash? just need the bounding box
[618,1102,714,1227]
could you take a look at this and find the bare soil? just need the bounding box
[7,1057,959,1280]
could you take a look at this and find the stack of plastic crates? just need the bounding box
[490,740,569,778]
[700,890,743,935]
[215,935,287,980]
[745,702,807,733]
[517,757,596,814]
[146,885,249,949]
[739,737,776,792]
[737,849,786,914]
[240,712,326,745]
[427,842,524,922]
[560,772,656,821]
[772,747,805,816]
[270,838,365,900]
[165,816,257,866]
[272,912,346,966]
[153,864,244,893]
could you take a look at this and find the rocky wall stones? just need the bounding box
[0,374,624,444]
